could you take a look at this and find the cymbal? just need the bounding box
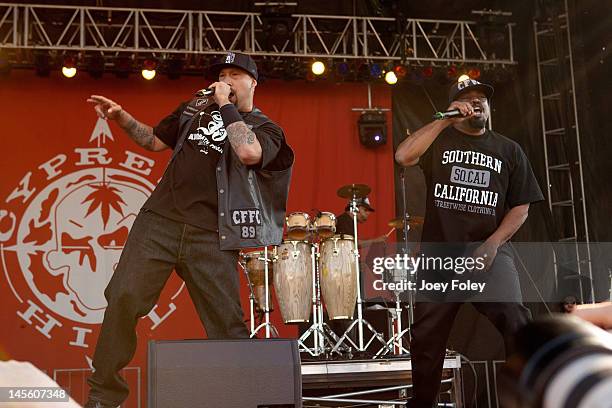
[337,183,371,199]
[388,216,424,229]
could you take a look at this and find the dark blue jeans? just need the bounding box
[87,209,249,406]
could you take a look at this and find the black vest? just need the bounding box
[172,96,293,249]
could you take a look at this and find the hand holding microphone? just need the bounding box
[196,88,215,97]
[432,100,479,121]
[197,82,233,107]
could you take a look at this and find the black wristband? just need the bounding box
[219,104,243,127]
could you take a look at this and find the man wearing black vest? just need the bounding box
[395,79,543,408]
[84,52,293,408]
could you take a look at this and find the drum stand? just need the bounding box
[298,244,343,357]
[238,259,259,336]
[375,290,411,357]
[332,197,386,354]
[249,247,278,339]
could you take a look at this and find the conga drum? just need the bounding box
[273,241,313,323]
[319,235,357,320]
[240,250,273,312]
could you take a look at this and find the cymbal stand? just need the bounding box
[375,273,412,357]
[332,196,386,353]
[400,167,415,332]
[250,247,278,338]
[376,168,415,356]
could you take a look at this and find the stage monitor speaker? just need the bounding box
[148,338,302,408]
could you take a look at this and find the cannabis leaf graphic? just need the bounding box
[81,185,125,228]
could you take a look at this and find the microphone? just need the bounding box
[195,88,215,97]
[432,109,463,120]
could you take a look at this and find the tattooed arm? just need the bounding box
[87,95,169,152]
[225,121,263,165]
[117,111,169,152]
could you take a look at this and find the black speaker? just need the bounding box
[148,339,302,408]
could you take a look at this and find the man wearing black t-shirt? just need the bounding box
[395,79,543,408]
[335,196,375,236]
[84,53,293,408]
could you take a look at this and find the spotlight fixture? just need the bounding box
[311,60,325,76]
[165,56,184,80]
[384,70,398,85]
[61,56,77,78]
[260,7,293,51]
[115,55,132,79]
[358,111,387,148]
[467,67,481,79]
[446,65,458,79]
[421,66,434,78]
[141,58,157,80]
[369,63,382,79]
[34,52,51,77]
[356,62,371,82]
[0,49,10,75]
[335,61,350,79]
[393,64,408,79]
[87,53,105,79]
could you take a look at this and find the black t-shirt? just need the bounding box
[335,212,354,236]
[419,126,543,243]
[143,102,284,231]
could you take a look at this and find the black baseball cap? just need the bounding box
[208,52,258,81]
[345,197,375,212]
[448,78,494,104]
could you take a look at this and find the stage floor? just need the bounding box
[301,355,463,407]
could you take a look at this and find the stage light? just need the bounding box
[358,111,387,148]
[34,52,51,77]
[165,56,184,80]
[457,74,470,82]
[447,65,458,79]
[141,58,157,80]
[115,55,132,79]
[261,8,292,51]
[62,66,76,78]
[87,53,105,79]
[311,60,325,75]
[393,64,408,78]
[142,69,156,80]
[61,56,77,78]
[280,58,304,81]
[384,70,398,85]
[356,62,371,82]
[0,49,10,75]
[369,63,382,78]
[335,61,350,78]
[421,66,433,78]
[468,68,481,79]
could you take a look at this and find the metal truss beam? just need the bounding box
[0,3,516,65]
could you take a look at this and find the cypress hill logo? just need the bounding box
[0,118,184,364]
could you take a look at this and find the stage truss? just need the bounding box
[0,3,516,66]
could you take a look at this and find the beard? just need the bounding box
[468,116,487,129]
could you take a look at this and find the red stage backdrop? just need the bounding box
[0,70,393,406]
